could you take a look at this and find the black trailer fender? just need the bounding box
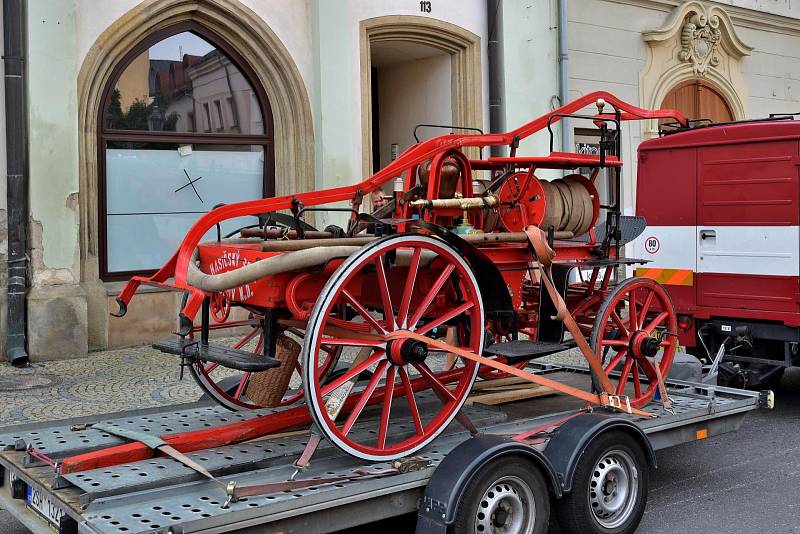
[415,434,559,534]
[543,412,657,494]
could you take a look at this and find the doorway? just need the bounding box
[369,41,453,174]
[660,79,734,125]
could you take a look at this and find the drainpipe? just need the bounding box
[487,0,504,157]
[558,0,570,153]
[4,0,29,365]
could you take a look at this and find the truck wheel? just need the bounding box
[451,457,549,534]
[554,431,648,534]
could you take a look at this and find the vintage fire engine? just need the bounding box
[635,113,800,388]
[113,92,687,462]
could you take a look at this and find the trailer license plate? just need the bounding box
[26,483,64,528]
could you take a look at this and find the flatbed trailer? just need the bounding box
[0,364,770,534]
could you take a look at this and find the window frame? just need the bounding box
[97,21,275,281]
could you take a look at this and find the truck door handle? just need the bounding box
[700,230,716,240]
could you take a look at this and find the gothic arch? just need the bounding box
[77,0,313,348]
[77,0,313,273]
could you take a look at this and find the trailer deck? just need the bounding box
[0,365,767,534]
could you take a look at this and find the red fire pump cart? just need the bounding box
[0,93,775,534]
[635,113,800,388]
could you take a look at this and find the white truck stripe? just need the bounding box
[634,225,799,277]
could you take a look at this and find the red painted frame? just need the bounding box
[115,91,686,324]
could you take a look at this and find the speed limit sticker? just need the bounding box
[644,236,660,254]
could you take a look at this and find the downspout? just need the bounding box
[487,0,504,157]
[4,0,28,365]
[558,0,570,153]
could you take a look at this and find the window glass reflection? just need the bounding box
[106,31,264,134]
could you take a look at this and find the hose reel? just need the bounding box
[497,173,599,236]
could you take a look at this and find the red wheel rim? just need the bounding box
[303,235,483,461]
[590,277,677,408]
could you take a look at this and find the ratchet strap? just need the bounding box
[90,422,410,508]
[523,226,616,393]
[389,331,652,418]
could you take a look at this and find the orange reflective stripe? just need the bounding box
[635,268,693,286]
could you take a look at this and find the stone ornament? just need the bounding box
[679,12,722,75]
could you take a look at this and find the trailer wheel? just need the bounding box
[554,431,648,534]
[451,457,549,534]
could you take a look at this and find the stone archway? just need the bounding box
[77,0,314,349]
[640,1,752,137]
[358,15,482,179]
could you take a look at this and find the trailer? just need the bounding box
[0,364,771,534]
[634,114,800,388]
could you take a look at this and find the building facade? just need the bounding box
[1,0,799,360]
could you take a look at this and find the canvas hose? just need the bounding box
[539,176,595,235]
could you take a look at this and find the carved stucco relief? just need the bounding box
[639,1,753,137]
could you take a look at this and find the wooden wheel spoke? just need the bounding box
[408,264,456,329]
[638,291,655,330]
[616,357,633,395]
[204,362,219,374]
[233,328,260,350]
[413,363,457,402]
[644,311,669,334]
[374,256,397,331]
[416,302,474,336]
[605,348,627,372]
[628,288,638,332]
[341,290,387,334]
[399,367,424,435]
[610,312,630,338]
[233,372,251,400]
[321,350,385,396]
[600,339,628,347]
[341,361,389,435]
[398,248,422,328]
[377,366,397,448]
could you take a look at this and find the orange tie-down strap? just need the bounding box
[523,226,616,394]
[388,331,654,418]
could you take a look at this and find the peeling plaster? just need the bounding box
[65,191,79,211]
[29,218,77,286]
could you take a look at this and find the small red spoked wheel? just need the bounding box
[209,292,231,323]
[590,277,677,408]
[303,234,483,461]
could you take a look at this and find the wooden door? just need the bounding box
[660,80,734,125]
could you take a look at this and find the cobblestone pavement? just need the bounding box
[0,347,205,426]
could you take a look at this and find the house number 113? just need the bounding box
[420,1,432,12]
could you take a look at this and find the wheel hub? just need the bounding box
[475,476,535,534]
[387,337,428,365]
[589,452,638,529]
[630,330,659,359]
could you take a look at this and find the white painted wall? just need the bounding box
[376,54,453,168]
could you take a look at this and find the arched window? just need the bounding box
[98,22,274,280]
[660,79,734,125]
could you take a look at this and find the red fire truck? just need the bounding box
[635,114,800,388]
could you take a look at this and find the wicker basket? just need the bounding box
[245,334,301,407]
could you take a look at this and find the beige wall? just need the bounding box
[376,54,453,169]
[566,0,800,214]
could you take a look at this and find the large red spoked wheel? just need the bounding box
[303,234,484,461]
[589,277,677,408]
[187,305,341,411]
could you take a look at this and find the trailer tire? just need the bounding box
[450,456,549,534]
[554,431,648,534]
